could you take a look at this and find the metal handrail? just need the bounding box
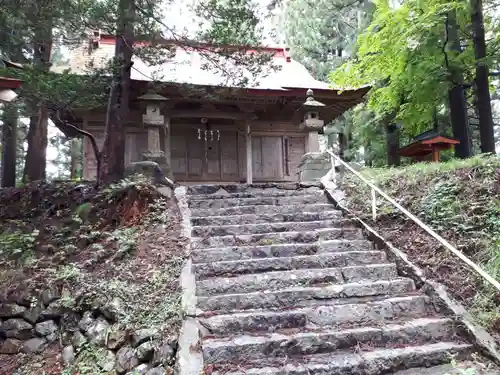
[326,150,500,292]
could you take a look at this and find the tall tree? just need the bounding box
[281,0,374,159]
[98,0,135,183]
[1,104,19,187]
[330,0,479,161]
[446,12,472,158]
[22,0,54,182]
[471,0,496,153]
[0,2,31,185]
[283,0,373,81]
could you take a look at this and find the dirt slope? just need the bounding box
[0,178,186,374]
[342,155,500,343]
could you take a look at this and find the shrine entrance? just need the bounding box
[169,119,307,183]
[170,122,244,182]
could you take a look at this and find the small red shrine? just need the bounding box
[397,129,460,163]
[0,76,22,103]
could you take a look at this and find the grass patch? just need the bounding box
[341,154,500,341]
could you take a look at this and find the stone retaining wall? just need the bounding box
[0,288,177,375]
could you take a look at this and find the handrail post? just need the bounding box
[330,152,336,186]
[371,187,377,221]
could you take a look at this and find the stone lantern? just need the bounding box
[138,89,169,125]
[299,89,325,153]
[137,89,171,177]
[299,89,325,133]
[297,89,330,183]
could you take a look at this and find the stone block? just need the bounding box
[21,337,47,353]
[298,152,331,183]
[0,338,22,354]
[0,304,26,318]
[141,152,173,180]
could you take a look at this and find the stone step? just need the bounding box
[393,361,500,374]
[191,240,373,264]
[211,342,473,375]
[194,251,388,279]
[196,264,398,296]
[198,295,432,336]
[187,183,320,196]
[197,278,416,312]
[193,228,364,249]
[188,187,321,200]
[192,220,353,237]
[393,364,469,375]
[188,194,327,210]
[202,317,457,364]
[190,203,334,218]
[191,211,344,227]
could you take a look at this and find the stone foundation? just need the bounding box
[141,152,172,180]
[297,152,331,183]
[0,288,177,374]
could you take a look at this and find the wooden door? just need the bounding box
[205,131,221,179]
[171,127,241,181]
[252,135,284,180]
[171,133,187,178]
[285,136,306,180]
[187,129,204,178]
[220,130,240,180]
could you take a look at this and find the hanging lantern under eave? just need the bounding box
[137,89,169,125]
[299,89,326,132]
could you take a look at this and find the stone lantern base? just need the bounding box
[297,152,331,182]
[141,151,173,180]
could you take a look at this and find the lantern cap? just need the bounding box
[138,89,169,101]
[303,88,325,108]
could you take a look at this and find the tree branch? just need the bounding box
[50,109,101,186]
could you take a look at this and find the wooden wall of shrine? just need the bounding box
[81,115,307,182]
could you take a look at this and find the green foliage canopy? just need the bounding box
[330,0,477,136]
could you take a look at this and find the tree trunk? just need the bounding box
[1,104,18,187]
[24,104,50,182]
[23,19,53,183]
[70,138,82,179]
[386,124,400,166]
[364,140,373,167]
[447,13,472,158]
[345,128,353,162]
[471,0,496,153]
[99,0,135,183]
[338,132,347,160]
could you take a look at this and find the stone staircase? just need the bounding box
[183,183,477,375]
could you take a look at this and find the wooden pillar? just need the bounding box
[246,122,252,184]
[82,115,90,180]
[432,148,440,162]
[163,117,171,167]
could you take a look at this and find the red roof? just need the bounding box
[0,77,22,89]
[98,34,289,57]
[397,135,460,157]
